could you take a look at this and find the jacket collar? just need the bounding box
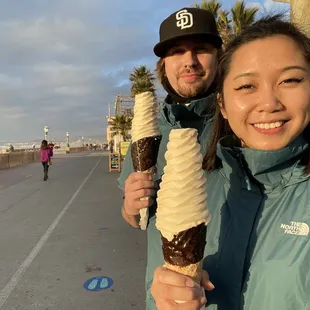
[160,93,216,126]
[217,135,309,191]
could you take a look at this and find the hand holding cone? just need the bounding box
[131,91,161,230]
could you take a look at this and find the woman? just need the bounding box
[149,15,310,310]
[40,140,53,181]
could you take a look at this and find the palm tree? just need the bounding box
[131,79,156,97]
[108,115,132,141]
[129,65,156,97]
[195,0,259,47]
[194,0,222,18]
[217,9,232,46]
[129,65,154,82]
[231,1,259,34]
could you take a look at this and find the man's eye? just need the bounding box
[196,47,211,53]
[170,49,183,55]
[234,84,254,91]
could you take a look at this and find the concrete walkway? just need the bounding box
[0,151,147,310]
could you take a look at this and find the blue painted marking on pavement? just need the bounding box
[83,276,113,291]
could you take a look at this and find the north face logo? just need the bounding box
[176,9,193,30]
[280,221,309,236]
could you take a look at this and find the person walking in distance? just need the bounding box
[40,140,53,181]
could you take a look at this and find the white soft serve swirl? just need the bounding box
[156,128,210,241]
[131,92,160,142]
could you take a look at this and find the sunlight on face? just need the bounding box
[220,36,310,150]
[164,39,218,98]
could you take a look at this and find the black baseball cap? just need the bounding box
[154,7,222,57]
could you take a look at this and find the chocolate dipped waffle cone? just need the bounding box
[161,223,206,283]
[131,92,161,230]
[156,128,210,305]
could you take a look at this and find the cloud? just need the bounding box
[247,2,263,9]
[0,0,183,141]
[263,0,289,10]
[251,0,290,15]
[1,0,290,142]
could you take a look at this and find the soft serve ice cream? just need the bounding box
[131,91,161,230]
[156,128,210,289]
[131,92,160,144]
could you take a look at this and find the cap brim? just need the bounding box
[153,33,222,57]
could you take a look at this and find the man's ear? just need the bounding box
[217,93,227,119]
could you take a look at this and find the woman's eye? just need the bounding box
[281,78,304,84]
[234,84,254,91]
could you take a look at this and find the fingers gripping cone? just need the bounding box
[163,260,205,304]
[131,92,161,230]
[156,128,210,305]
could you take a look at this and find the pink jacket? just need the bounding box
[40,148,53,162]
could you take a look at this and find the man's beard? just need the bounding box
[178,81,208,97]
[175,68,209,98]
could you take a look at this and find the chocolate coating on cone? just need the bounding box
[161,223,206,266]
[131,136,161,172]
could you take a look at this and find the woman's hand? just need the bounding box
[151,267,214,309]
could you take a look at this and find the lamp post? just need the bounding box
[66,132,70,154]
[81,136,84,146]
[44,126,49,141]
[273,0,310,36]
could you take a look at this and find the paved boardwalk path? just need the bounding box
[0,151,146,310]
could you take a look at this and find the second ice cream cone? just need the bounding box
[131,92,161,230]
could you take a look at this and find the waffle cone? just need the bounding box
[131,137,161,230]
[164,260,205,306]
[138,166,157,230]
[131,136,161,172]
[163,259,203,284]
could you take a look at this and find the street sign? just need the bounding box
[120,141,130,157]
[109,153,121,172]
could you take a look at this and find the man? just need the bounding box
[118,7,222,308]
[119,7,222,227]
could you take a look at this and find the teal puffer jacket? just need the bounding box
[145,134,310,310]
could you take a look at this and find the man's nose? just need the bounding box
[182,50,198,67]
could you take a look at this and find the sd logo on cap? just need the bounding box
[154,7,222,57]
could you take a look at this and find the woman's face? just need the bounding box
[220,35,310,150]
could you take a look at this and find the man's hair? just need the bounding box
[156,58,165,84]
[202,14,310,174]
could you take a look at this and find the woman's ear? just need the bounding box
[217,93,228,119]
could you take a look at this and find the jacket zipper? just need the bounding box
[236,153,252,191]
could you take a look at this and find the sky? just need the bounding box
[0,0,289,142]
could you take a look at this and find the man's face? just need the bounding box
[164,39,218,98]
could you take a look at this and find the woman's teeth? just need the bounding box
[253,121,284,129]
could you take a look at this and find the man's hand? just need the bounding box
[124,172,155,216]
[122,172,155,228]
[151,267,214,309]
